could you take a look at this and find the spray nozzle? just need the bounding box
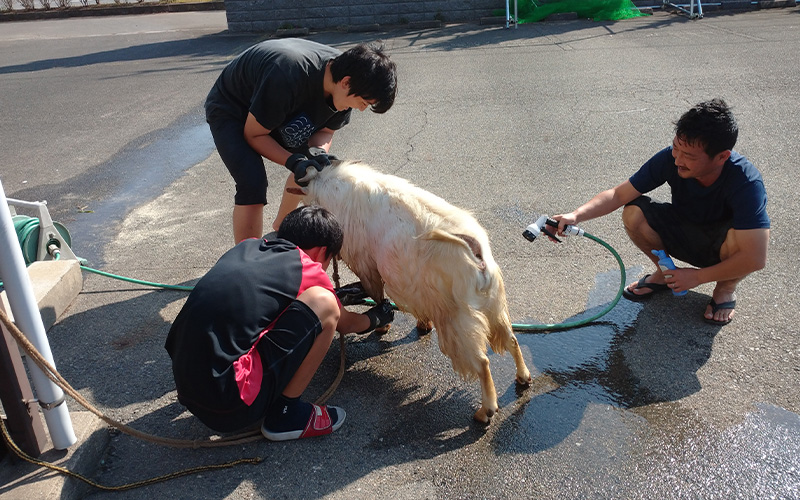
[522,215,585,243]
[523,215,561,243]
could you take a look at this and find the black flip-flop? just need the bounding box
[622,274,671,302]
[704,299,736,326]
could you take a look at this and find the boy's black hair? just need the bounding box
[277,206,343,260]
[330,41,397,114]
[674,98,738,157]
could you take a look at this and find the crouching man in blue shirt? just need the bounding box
[552,99,770,326]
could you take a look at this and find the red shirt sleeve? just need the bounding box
[297,250,342,307]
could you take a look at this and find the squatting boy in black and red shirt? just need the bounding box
[165,206,393,441]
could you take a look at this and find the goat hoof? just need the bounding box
[374,324,391,335]
[516,374,533,387]
[473,406,495,425]
[415,320,433,334]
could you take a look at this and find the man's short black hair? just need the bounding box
[674,98,738,157]
[330,41,397,114]
[277,206,343,260]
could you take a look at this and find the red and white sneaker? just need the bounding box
[262,404,346,441]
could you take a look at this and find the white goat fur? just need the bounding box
[303,160,532,423]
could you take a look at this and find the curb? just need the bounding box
[0,1,223,22]
[0,260,82,333]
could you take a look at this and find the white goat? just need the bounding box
[299,160,532,423]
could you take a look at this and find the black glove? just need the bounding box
[335,281,369,306]
[305,147,339,167]
[359,299,395,334]
[285,153,324,187]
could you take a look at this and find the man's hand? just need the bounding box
[360,300,394,333]
[552,213,578,236]
[285,153,325,187]
[663,267,702,294]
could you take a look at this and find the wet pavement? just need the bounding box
[1,8,800,499]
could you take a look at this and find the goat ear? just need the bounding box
[286,187,306,196]
[330,159,342,167]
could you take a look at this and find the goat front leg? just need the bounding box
[359,269,392,334]
[415,319,433,334]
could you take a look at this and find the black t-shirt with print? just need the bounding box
[205,38,352,151]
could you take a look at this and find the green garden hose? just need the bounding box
[361,230,626,332]
[512,231,626,332]
[5,216,626,331]
[3,214,193,291]
[79,266,194,292]
[1,267,194,292]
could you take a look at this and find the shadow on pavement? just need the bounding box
[41,303,499,497]
[394,14,686,52]
[0,32,254,75]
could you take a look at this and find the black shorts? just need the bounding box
[626,196,731,268]
[208,116,268,206]
[187,300,323,433]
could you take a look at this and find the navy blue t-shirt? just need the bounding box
[629,147,770,230]
[205,38,352,151]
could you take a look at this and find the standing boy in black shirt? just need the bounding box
[205,39,398,243]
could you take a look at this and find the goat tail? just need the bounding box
[419,229,486,266]
[419,228,470,247]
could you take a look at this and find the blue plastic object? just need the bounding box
[652,249,687,296]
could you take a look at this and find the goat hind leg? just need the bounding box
[473,355,499,424]
[507,334,532,386]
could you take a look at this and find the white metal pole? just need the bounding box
[0,179,76,450]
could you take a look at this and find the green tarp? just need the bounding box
[497,0,649,23]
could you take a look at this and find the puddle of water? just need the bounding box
[629,403,800,497]
[513,268,642,377]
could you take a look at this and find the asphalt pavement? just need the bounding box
[1,7,799,500]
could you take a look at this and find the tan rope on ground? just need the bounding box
[0,307,263,490]
[0,307,263,448]
[0,416,260,492]
[316,257,346,404]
